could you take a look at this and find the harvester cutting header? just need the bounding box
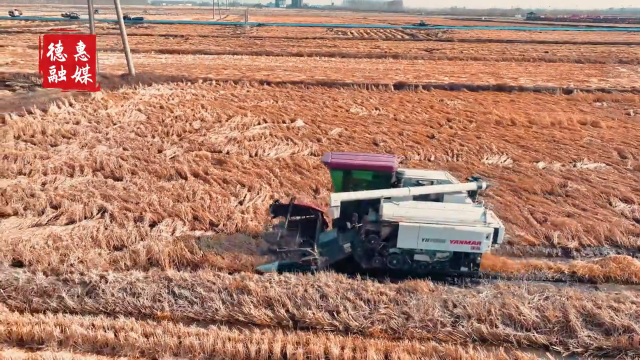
[258,152,505,278]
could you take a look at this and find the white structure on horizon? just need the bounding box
[343,0,403,11]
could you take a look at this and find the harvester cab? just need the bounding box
[257,152,505,278]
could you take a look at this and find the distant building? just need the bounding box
[525,11,539,20]
[385,0,402,11]
[149,0,199,5]
[343,0,403,11]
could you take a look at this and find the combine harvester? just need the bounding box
[8,9,22,17]
[123,13,145,21]
[61,12,81,19]
[257,152,505,280]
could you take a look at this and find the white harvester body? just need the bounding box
[328,168,505,259]
[383,201,504,254]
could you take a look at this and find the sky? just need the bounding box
[403,0,636,9]
[310,0,638,9]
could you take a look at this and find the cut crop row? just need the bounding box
[1,268,639,357]
[3,47,639,90]
[0,305,540,360]
[2,215,640,281]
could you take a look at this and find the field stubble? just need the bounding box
[2,47,639,90]
[0,305,542,360]
[3,32,639,65]
[1,268,639,357]
[1,82,640,280]
[84,22,640,43]
[1,21,640,357]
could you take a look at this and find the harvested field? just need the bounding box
[1,6,640,359]
[2,49,639,90]
[0,347,119,360]
[2,84,639,234]
[0,305,543,360]
[3,32,640,64]
[1,82,640,283]
[3,20,639,44]
[1,268,640,357]
[327,27,640,43]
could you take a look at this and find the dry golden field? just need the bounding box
[3,32,640,64]
[3,50,639,90]
[1,6,640,359]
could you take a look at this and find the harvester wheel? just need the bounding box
[413,261,430,273]
[386,254,405,269]
[366,234,380,245]
[371,256,385,268]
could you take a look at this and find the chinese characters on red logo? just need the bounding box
[39,33,101,92]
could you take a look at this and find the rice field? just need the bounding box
[3,48,640,90]
[1,5,640,359]
[4,32,640,64]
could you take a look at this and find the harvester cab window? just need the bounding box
[329,169,392,193]
[401,178,443,202]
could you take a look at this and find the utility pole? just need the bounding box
[86,0,98,73]
[87,0,96,34]
[113,0,135,76]
[213,0,215,19]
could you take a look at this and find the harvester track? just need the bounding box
[256,262,640,287]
